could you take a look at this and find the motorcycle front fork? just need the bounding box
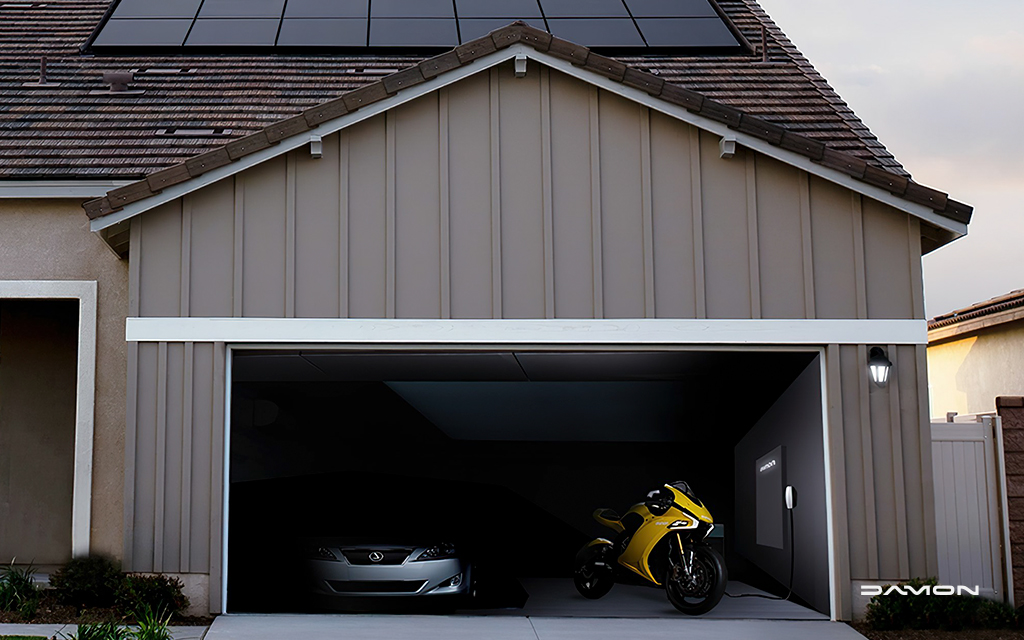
[672,532,695,580]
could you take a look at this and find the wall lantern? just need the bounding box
[868,347,892,387]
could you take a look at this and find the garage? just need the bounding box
[105,32,950,621]
[224,347,831,618]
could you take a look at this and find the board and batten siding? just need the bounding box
[123,60,936,616]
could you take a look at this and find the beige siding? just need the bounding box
[125,61,934,614]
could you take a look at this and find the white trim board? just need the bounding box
[0,280,97,558]
[0,180,132,199]
[126,317,927,345]
[89,44,967,237]
[217,342,838,619]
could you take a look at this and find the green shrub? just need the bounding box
[116,575,189,617]
[50,557,122,609]
[865,577,1021,631]
[131,604,173,640]
[0,561,40,618]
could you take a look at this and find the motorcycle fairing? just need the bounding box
[617,484,713,584]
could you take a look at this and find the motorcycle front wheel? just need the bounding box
[573,550,615,599]
[665,545,727,615]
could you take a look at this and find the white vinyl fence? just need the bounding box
[931,415,1013,604]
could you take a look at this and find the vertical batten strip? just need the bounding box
[439,88,452,319]
[180,195,192,317]
[153,341,168,573]
[827,345,854,619]
[799,172,815,318]
[916,344,939,576]
[490,69,503,318]
[639,108,655,319]
[232,176,244,318]
[857,343,880,578]
[589,86,604,318]
[745,153,761,319]
[209,343,225,613]
[124,219,141,568]
[338,131,350,318]
[129,219,142,317]
[123,340,139,569]
[689,127,705,318]
[179,342,194,573]
[887,345,911,578]
[540,67,555,319]
[385,113,397,318]
[852,194,868,319]
[285,153,296,318]
[908,218,925,319]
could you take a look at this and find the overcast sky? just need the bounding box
[756,0,1023,317]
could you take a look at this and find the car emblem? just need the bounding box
[368,551,384,563]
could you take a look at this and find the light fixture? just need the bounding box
[868,347,892,387]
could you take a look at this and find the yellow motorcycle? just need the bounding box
[574,481,727,615]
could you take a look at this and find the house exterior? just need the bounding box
[928,289,1024,418]
[0,0,973,622]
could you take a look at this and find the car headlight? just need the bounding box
[310,546,339,561]
[414,543,457,561]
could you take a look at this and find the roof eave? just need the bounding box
[84,24,972,237]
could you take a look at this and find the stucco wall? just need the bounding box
[0,198,129,561]
[928,322,1024,417]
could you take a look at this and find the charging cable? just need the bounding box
[724,485,796,601]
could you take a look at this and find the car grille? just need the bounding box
[340,548,413,565]
[327,580,426,594]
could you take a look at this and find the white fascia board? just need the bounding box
[0,180,132,199]
[126,317,928,346]
[91,43,966,237]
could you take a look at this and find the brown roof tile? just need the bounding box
[1,0,914,181]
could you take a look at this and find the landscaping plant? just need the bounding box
[0,561,39,618]
[50,557,122,609]
[131,604,173,640]
[61,622,130,640]
[116,574,189,618]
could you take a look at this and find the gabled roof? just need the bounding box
[81,23,972,240]
[928,289,1024,343]
[2,0,906,179]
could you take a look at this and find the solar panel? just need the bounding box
[278,18,367,45]
[91,0,745,51]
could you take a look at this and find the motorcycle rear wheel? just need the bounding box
[665,545,727,615]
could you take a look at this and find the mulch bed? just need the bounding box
[851,624,1024,639]
[0,591,213,627]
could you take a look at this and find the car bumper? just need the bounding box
[304,557,469,597]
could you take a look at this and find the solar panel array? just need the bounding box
[91,0,744,50]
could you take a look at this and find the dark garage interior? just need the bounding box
[226,349,830,618]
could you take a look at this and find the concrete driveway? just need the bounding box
[205,614,867,640]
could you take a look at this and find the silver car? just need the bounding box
[304,541,470,599]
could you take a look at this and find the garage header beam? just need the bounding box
[126,317,927,346]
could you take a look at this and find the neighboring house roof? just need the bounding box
[2,0,907,180]
[928,289,1024,343]
[80,23,972,238]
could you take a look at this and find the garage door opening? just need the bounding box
[225,349,831,619]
